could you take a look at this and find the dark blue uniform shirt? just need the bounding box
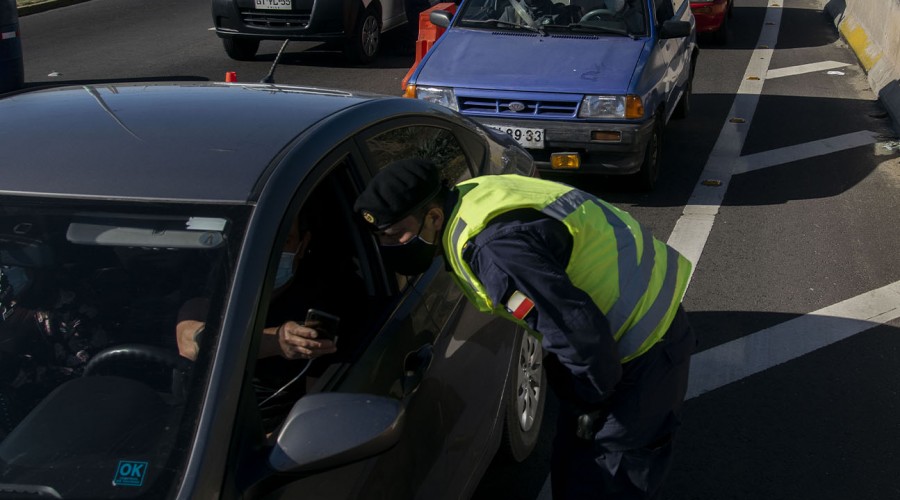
[462,208,623,407]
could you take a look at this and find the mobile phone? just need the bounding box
[304,308,340,343]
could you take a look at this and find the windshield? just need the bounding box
[456,0,647,36]
[0,197,248,499]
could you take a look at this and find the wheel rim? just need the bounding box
[361,16,380,57]
[515,334,543,433]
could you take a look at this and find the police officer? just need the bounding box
[354,158,697,499]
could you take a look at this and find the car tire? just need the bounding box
[672,70,694,120]
[344,5,382,64]
[672,60,693,120]
[497,330,546,463]
[223,37,260,61]
[636,117,663,191]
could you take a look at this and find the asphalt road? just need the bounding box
[15,0,900,498]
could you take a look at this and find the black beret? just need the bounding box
[354,158,443,230]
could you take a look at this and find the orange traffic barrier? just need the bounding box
[401,2,458,92]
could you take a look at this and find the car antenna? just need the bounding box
[260,39,290,84]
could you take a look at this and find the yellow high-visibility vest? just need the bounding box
[443,175,692,362]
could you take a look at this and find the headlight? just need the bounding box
[578,95,644,119]
[415,86,458,111]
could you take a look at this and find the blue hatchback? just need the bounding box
[405,0,697,188]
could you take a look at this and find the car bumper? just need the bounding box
[472,116,655,175]
[212,0,348,42]
[690,0,729,33]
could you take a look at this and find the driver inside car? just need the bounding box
[175,210,365,431]
[175,214,337,364]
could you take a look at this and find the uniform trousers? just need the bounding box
[550,306,696,499]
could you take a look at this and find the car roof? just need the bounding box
[0,82,377,203]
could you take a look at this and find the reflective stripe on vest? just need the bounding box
[444,175,691,362]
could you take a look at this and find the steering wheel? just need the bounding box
[579,8,615,22]
[83,344,192,398]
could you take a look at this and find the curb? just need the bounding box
[824,0,900,136]
[17,0,89,16]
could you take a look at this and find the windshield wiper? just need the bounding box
[551,22,633,37]
[464,18,544,34]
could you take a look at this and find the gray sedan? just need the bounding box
[0,82,545,499]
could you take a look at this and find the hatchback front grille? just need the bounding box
[240,10,311,28]
[458,96,579,117]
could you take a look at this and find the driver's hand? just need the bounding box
[176,319,204,361]
[276,320,337,360]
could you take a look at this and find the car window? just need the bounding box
[655,0,675,23]
[364,125,473,289]
[248,159,382,433]
[365,125,473,185]
[0,197,248,499]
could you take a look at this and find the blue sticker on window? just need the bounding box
[113,460,148,487]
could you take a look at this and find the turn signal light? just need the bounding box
[403,84,417,99]
[625,95,644,119]
[551,153,581,170]
[591,131,622,142]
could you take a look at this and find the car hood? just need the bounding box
[415,29,648,94]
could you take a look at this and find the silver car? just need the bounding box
[212,0,432,63]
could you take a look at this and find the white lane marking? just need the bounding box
[766,60,851,79]
[733,130,881,174]
[667,1,782,284]
[686,280,900,400]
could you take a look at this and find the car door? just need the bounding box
[349,119,521,497]
[654,0,693,118]
[375,0,405,30]
[226,121,518,500]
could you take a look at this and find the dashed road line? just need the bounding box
[666,0,782,278]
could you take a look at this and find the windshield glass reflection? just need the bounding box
[0,197,247,499]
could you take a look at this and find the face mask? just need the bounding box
[274,251,296,289]
[380,236,438,276]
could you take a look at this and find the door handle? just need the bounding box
[401,344,434,397]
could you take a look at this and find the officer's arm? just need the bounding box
[467,215,622,407]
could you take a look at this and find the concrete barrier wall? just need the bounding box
[826,0,900,134]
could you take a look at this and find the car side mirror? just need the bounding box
[429,10,452,28]
[658,20,692,39]
[268,393,405,472]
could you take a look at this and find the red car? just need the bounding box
[691,0,733,45]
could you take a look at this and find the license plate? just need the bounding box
[490,125,545,149]
[255,0,291,10]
